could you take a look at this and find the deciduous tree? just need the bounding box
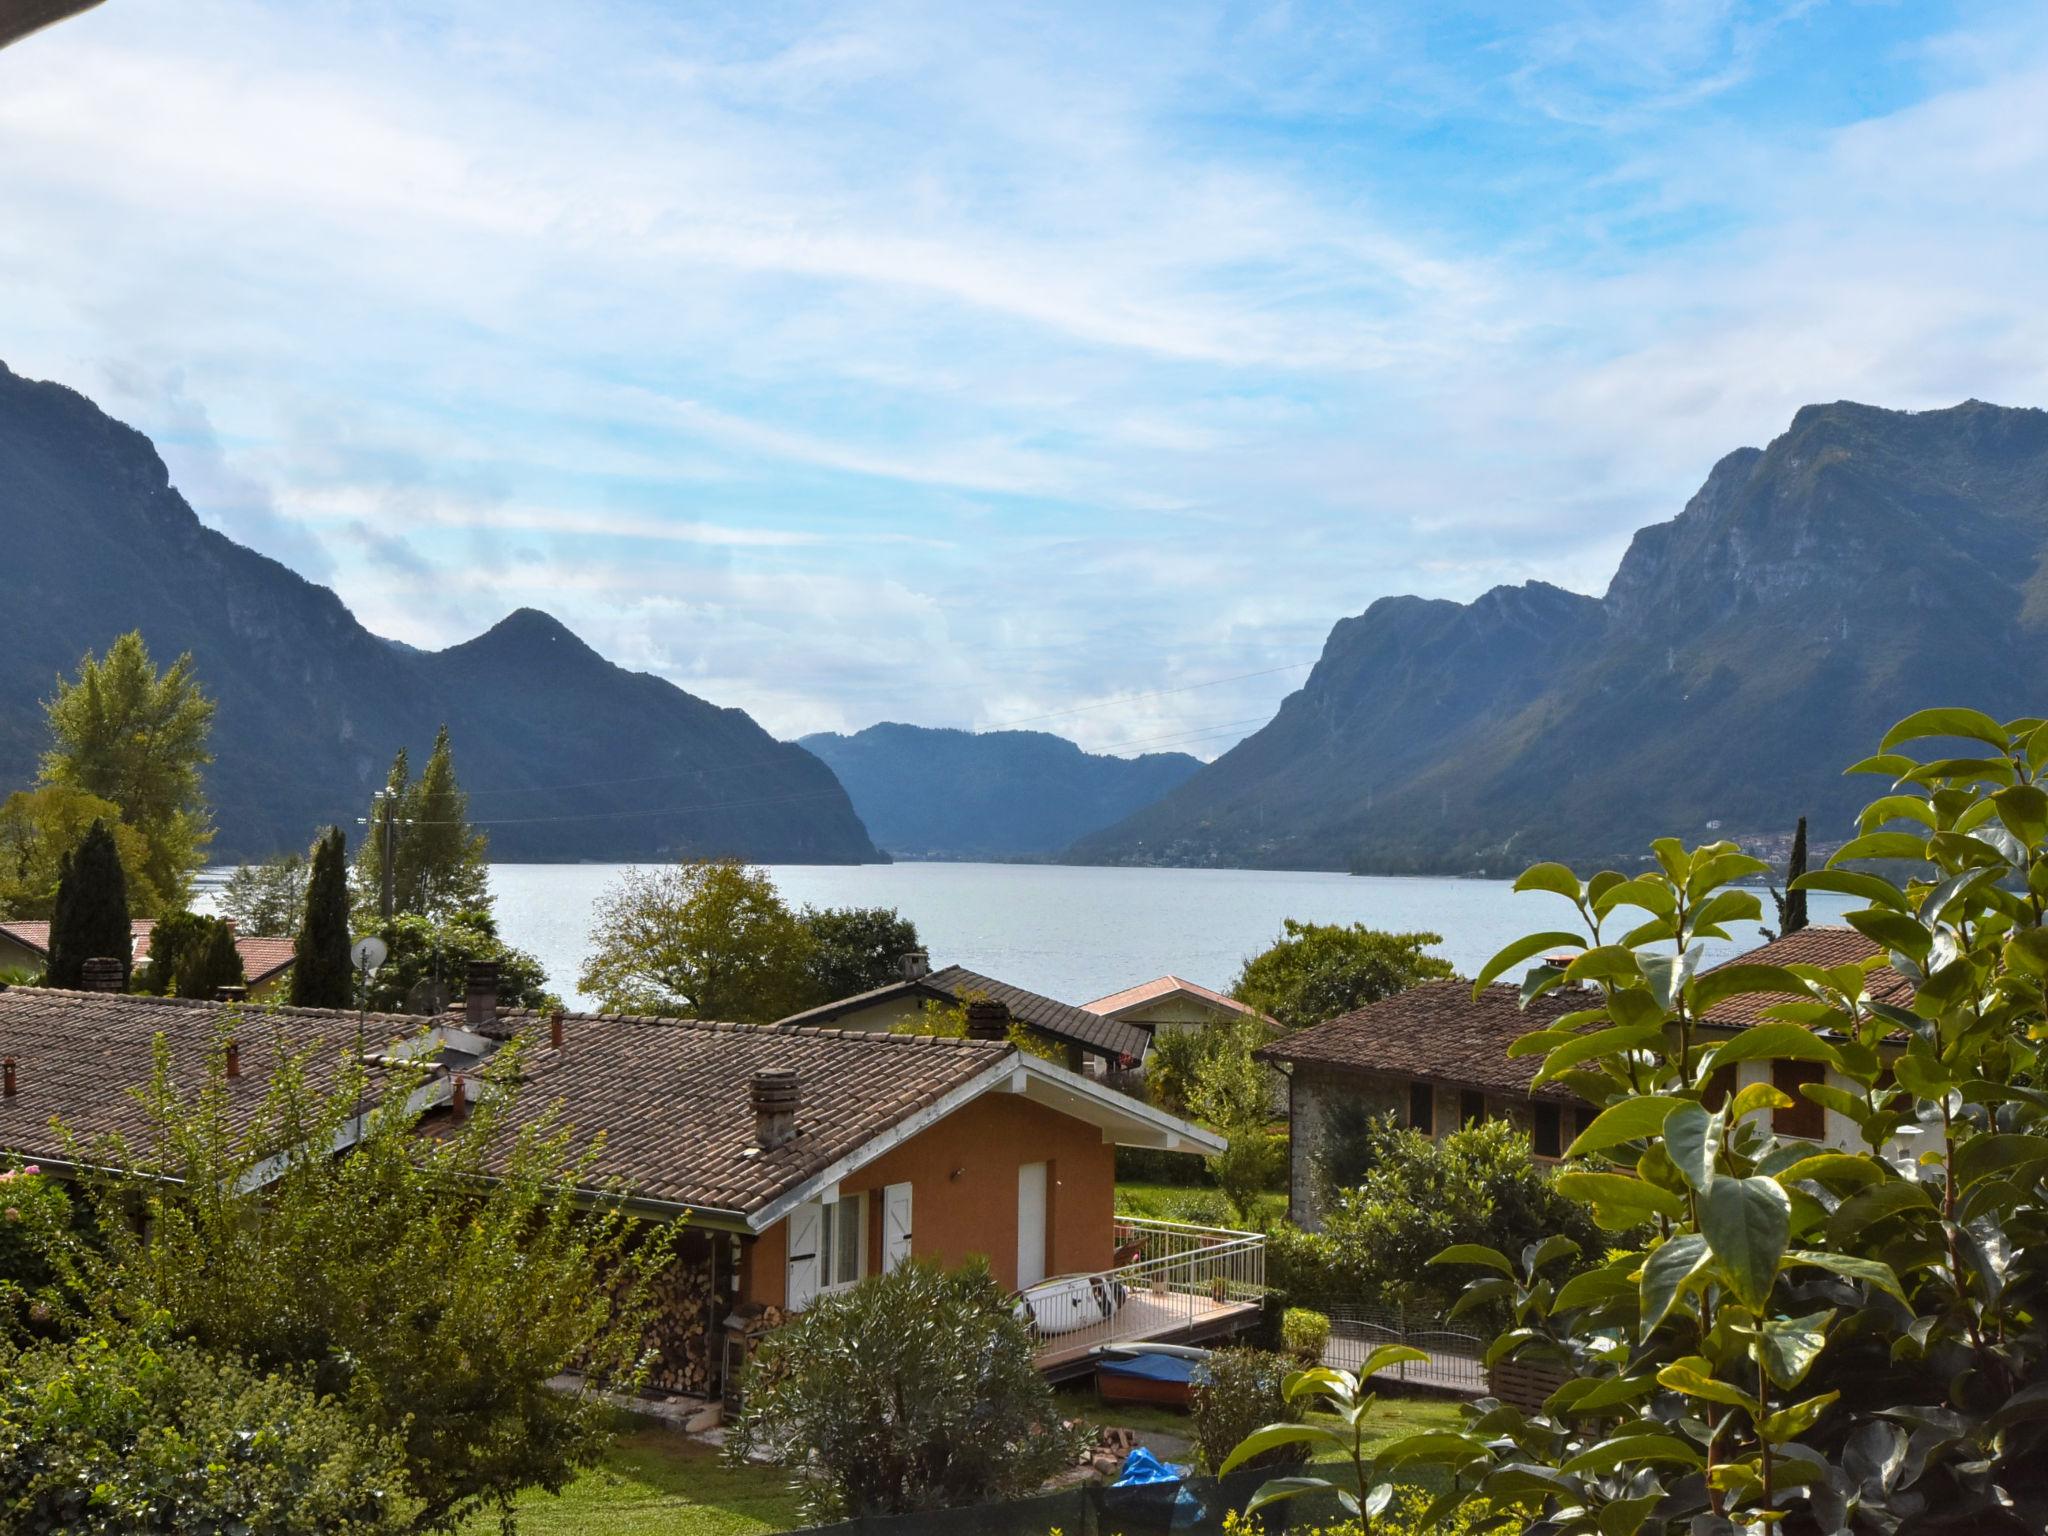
[580,860,815,1021]
[798,904,920,1003]
[40,632,215,908]
[0,785,161,919]
[1232,920,1453,1030]
[217,851,309,935]
[351,730,492,924]
[358,910,554,1015]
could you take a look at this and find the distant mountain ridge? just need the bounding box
[0,361,881,864]
[798,722,1201,860]
[1068,399,2048,873]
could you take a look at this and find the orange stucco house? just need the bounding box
[0,963,1253,1400]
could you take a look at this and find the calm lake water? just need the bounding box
[483,862,1856,1013]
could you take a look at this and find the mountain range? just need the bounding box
[798,723,1200,859]
[0,361,881,865]
[1069,398,2048,874]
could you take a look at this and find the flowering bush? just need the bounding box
[0,1163,71,1335]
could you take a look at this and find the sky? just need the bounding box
[3,0,2046,757]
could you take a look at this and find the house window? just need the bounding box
[1407,1081,1435,1136]
[1533,1101,1563,1159]
[820,1193,866,1292]
[1460,1090,1487,1128]
[1570,1104,1596,1143]
[1773,1062,1827,1140]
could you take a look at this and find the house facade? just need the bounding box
[1261,926,1905,1231]
[1082,975,1274,1038]
[0,966,1235,1400]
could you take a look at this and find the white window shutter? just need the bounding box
[882,1182,913,1272]
[786,1200,823,1312]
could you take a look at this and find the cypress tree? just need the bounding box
[175,917,246,1000]
[142,909,211,995]
[294,826,354,1009]
[47,818,131,988]
[1783,816,1809,935]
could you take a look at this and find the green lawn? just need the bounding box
[464,1425,804,1536]
[1114,1180,1284,1227]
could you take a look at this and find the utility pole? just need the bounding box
[379,790,396,923]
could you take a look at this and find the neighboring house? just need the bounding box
[1262,926,1906,1231]
[0,918,297,999]
[1082,975,1275,1037]
[0,967,1250,1400]
[775,959,1151,1071]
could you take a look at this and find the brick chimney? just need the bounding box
[964,998,1009,1041]
[81,956,124,992]
[751,1068,800,1151]
[549,1008,565,1049]
[464,961,500,1027]
[899,950,931,981]
[225,1040,241,1079]
[450,1074,469,1121]
[2,1058,14,1097]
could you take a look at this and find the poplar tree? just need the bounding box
[47,819,131,989]
[41,632,215,908]
[400,725,491,919]
[294,826,353,1009]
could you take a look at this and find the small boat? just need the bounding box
[1014,1273,1128,1336]
[1092,1345,1213,1410]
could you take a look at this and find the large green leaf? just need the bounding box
[1239,1476,1345,1516]
[1565,1095,1690,1158]
[1823,1179,1934,1244]
[1880,707,2012,752]
[1562,1434,1705,1474]
[1534,1024,1669,1087]
[1555,1171,1686,1222]
[1473,931,1589,995]
[1844,908,1932,962]
[1783,1250,1907,1302]
[1828,832,1931,866]
[1640,1233,1712,1330]
[1760,1390,1841,1442]
[1953,1133,2048,1190]
[1593,876,1677,918]
[1216,1423,1346,1477]
[1656,1356,1759,1411]
[1792,869,1910,912]
[1698,1024,1840,1078]
[1689,964,1815,1016]
[1375,1431,1490,1465]
[1759,1310,1834,1390]
[1514,862,1585,902]
[1991,785,2048,846]
[1663,1101,1724,1192]
[1700,1176,1791,1310]
[1430,1243,1513,1277]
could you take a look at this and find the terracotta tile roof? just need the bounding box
[1699,926,1909,1027]
[0,985,1015,1221]
[776,964,1151,1062]
[1257,981,1587,1102]
[0,920,297,985]
[0,987,420,1165]
[483,1009,1010,1215]
[1082,975,1272,1024]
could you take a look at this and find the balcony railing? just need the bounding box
[1025,1215,1266,1370]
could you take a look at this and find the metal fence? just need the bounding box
[1025,1217,1267,1367]
[1319,1303,1487,1395]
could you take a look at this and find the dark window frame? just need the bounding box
[1533,1101,1564,1159]
[1460,1089,1487,1128]
[1407,1080,1435,1136]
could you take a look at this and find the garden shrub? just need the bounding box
[1281,1306,1331,1365]
[729,1258,1088,1520]
[1191,1347,1310,1475]
[0,1163,72,1336]
[0,1329,417,1535]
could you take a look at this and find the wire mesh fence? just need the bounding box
[1318,1303,1487,1395]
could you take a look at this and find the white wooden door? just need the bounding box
[882,1182,914,1273]
[1016,1162,1048,1289]
[786,1200,823,1312]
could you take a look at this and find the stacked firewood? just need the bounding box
[1085,1424,1140,1476]
[639,1248,720,1397]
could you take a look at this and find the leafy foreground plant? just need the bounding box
[1430,708,2048,1534]
[1224,708,2048,1533]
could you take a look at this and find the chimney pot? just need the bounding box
[464,961,500,1027]
[81,956,125,993]
[964,998,1010,1041]
[2,1058,14,1097]
[451,1074,469,1120]
[899,950,930,981]
[225,1040,241,1079]
[549,1008,565,1049]
[751,1067,800,1150]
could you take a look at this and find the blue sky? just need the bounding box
[3,0,2045,754]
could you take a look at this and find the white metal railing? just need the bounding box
[1022,1215,1267,1359]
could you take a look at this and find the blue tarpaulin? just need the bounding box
[1114,1447,1190,1486]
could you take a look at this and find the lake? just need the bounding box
[483,862,1855,1012]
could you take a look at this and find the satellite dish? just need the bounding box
[403,977,450,1017]
[351,936,389,974]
